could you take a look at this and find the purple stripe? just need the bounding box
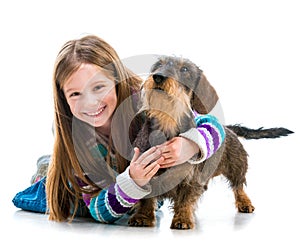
[193,110,200,117]
[202,124,220,155]
[197,128,211,157]
[82,193,91,207]
[116,184,139,204]
[107,185,129,214]
[76,176,88,187]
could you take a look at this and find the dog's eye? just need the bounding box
[157,63,163,68]
[151,62,163,72]
[167,61,174,67]
[180,66,189,72]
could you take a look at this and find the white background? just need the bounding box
[0,0,299,250]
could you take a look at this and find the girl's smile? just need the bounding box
[63,63,117,134]
[84,105,106,117]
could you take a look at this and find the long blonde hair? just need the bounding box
[46,35,142,221]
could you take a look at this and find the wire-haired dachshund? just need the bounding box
[129,56,293,229]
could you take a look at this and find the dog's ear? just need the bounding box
[191,73,219,114]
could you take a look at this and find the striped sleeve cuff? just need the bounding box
[180,114,226,163]
[116,167,152,199]
[197,117,225,159]
[89,183,140,223]
[180,128,208,164]
[88,167,152,223]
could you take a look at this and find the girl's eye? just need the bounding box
[93,85,103,91]
[69,92,80,98]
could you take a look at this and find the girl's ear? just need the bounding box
[191,73,219,114]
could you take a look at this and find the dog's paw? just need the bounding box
[170,217,194,230]
[128,214,155,227]
[236,203,255,213]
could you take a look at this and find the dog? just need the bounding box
[129,56,293,229]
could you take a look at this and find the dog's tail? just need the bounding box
[227,124,294,139]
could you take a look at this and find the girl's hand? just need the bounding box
[129,147,164,187]
[157,137,199,168]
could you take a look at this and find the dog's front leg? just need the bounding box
[128,198,157,227]
[171,186,206,230]
[133,119,152,152]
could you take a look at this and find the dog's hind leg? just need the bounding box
[222,129,255,213]
[233,186,255,213]
[128,198,157,227]
[223,167,255,213]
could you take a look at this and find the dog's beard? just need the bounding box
[144,89,175,111]
[139,88,193,137]
[142,88,189,112]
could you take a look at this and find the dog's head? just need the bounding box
[143,56,218,114]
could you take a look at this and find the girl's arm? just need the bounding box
[180,112,225,163]
[157,112,225,168]
[83,167,151,223]
[84,146,163,223]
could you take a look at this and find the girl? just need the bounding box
[13,35,225,223]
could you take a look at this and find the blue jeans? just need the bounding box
[12,177,90,217]
[12,177,47,213]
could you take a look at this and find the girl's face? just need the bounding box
[63,63,117,134]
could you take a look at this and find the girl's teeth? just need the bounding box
[87,108,104,116]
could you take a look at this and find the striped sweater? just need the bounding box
[83,112,225,223]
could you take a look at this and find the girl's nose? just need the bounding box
[85,92,99,107]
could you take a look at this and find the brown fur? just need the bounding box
[129,56,282,229]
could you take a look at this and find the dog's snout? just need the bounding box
[153,74,166,85]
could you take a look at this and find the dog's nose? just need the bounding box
[153,74,166,85]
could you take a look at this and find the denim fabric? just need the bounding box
[12,177,47,213]
[12,177,91,217]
